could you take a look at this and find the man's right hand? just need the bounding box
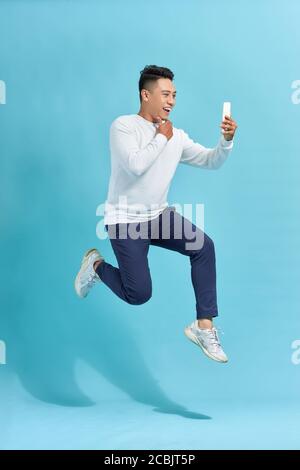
[155,117,173,141]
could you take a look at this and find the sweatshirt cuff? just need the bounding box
[220,134,234,148]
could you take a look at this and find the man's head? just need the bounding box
[138,65,176,121]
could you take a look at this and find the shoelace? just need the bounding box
[86,271,98,285]
[196,326,224,349]
[206,328,221,348]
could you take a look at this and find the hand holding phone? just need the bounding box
[222,102,231,121]
[220,102,238,140]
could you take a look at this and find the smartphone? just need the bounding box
[222,102,231,121]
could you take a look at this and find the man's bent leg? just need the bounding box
[150,209,218,320]
[96,222,152,305]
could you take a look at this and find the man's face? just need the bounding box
[141,78,176,120]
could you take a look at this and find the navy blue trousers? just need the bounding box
[96,207,218,319]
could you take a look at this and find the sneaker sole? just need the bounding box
[184,327,228,363]
[74,248,100,298]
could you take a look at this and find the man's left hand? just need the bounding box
[220,115,238,141]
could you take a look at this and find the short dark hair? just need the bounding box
[138,65,174,103]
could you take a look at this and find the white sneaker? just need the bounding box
[74,248,104,298]
[184,320,228,363]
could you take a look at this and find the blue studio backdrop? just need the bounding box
[1,0,300,449]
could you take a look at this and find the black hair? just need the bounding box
[138,65,174,103]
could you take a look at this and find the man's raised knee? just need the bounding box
[128,286,152,305]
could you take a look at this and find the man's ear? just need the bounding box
[141,89,149,102]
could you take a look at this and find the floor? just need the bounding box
[1,372,299,450]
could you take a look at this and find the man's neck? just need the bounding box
[138,110,165,125]
[138,110,156,123]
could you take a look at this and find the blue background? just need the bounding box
[1,0,300,449]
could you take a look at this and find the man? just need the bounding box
[75,65,238,363]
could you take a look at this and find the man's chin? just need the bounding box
[153,115,167,123]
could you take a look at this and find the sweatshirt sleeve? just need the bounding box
[179,129,234,170]
[110,119,168,176]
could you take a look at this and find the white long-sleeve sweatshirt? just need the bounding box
[103,114,234,225]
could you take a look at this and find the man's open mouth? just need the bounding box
[163,107,171,114]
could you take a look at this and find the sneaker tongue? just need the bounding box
[206,328,219,343]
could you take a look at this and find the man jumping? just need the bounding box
[75,65,238,363]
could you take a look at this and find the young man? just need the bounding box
[75,65,238,363]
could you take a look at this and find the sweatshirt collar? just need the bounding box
[135,114,159,128]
